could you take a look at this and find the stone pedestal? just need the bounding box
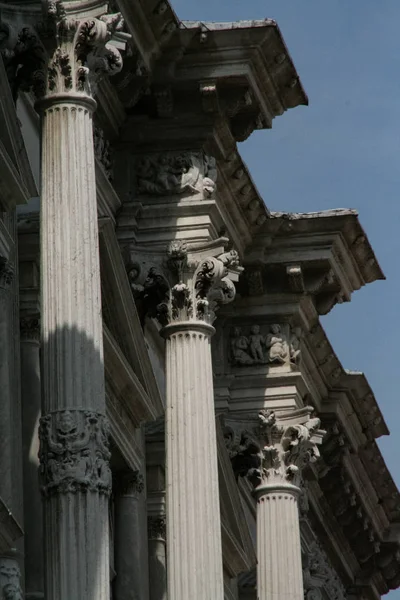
[114,471,149,600]
[36,14,123,599]
[20,316,43,600]
[147,516,166,600]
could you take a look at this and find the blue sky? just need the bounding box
[172,0,400,596]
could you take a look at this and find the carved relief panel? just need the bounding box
[214,321,302,374]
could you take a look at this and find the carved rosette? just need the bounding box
[20,316,40,343]
[38,409,112,497]
[0,257,14,291]
[148,516,166,541]
[225,407,325,492]
[0,558,23,600]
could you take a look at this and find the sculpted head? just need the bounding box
[270,324,281,334]
[250,324,260,335]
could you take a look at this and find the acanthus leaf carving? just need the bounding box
[224,407,325,489]
[38,409,112,497]
[126,239,242,327]
[148,515,166,541]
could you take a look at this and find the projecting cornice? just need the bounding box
[243,208,384,315]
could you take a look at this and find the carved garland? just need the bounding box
[39,409,112,497]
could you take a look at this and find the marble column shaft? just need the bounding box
[38,95,110,599]
[256,484,303,600]
[164,323,224,599]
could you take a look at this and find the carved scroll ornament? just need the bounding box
[39,409,112,497]
[127,241,242,327]
[0,9,124,99]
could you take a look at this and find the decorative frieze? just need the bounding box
[134,151,217,198]
[38,410,112,497]
[148,516,166,541]
[229,323,301,367]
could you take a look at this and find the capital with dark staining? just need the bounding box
[224,407,325,491]
[126,238,243,327]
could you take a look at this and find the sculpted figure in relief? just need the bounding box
[248,324,265,363]
[230,327,253,365]
[135,152,217,197]
[265,324,289,364]
[229,323,302,367]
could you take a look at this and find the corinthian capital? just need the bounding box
[224,407,325,491]
[0,6,124,101]
[127,238,243,327]
[38,14,123,99]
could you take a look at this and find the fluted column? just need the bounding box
[35,12,123,600]
[138,241,242,600]
[20,316,44,600]
[114,471,149,600]
[226,407,325,600]
[164,322,222,599]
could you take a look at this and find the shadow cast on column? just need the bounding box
[39,325,112,600]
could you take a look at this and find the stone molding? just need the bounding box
[0,256,14,291]
[126,238,243,327]
[38,409,112,497]
[147,516,166,541]
[19,316,40,343]
[0,557,23,600]
[224,407,325,490]
[94,125,113,180]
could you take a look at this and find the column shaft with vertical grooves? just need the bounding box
[256,486,303,600]
[164,322,224,600]
[39,95,110,600]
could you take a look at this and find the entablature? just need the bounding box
[244,209,384,315]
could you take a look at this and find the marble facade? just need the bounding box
[0,1,399,599]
